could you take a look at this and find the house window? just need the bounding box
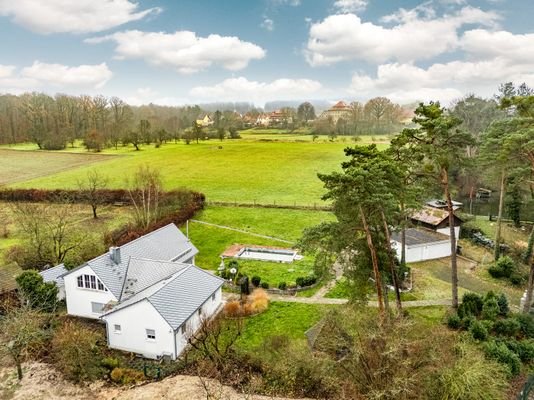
[76,274,107,292]
[91,302,105,314]
[146,329,156,340]
[114,324,121,334]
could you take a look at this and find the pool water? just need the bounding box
[236,247,297,263]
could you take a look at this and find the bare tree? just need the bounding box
[0,301,49,380]
[77,169,108,219]
[127,165,163,229]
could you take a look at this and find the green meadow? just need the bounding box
[3,137,388,204]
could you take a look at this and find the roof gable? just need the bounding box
[40,264,68,285]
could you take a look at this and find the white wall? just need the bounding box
[403,241,451,263]
[103,300,176,359]
[437,226,460,239]
[57,284,66,301]
[175,287,223,358]
[64,265,117,319]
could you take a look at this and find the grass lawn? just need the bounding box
[4,139,388,205]
[0,148,117,185]
[237,257,314,288]
[463,217,532,250]
[183,206,333,271]
[235,301,334,351]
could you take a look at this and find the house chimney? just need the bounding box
[109,246,121,264]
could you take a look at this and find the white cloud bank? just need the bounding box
[86,30,266,74]
[0,62,112,93]
[333,0,368,13]
[0,0,161,34]
[306,6,499,65]
[189,77,322,103]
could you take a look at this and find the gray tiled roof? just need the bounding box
[120,258,189,300]
[63,223,198,299]
[40,264,68,285]
[102,265,224,331]
[392,228,450,246]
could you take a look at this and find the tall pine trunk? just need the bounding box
[494,169,506,261]
[524,257,534,313]
[442,168,459,309]
[360,206,384,315]
[380,209,402,312]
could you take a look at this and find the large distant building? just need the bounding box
[318,101,353,124]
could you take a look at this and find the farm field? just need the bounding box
[0,149,117,185]
[3,137,389,204]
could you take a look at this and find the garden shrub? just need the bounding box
[515,313,534,338]
[278,281,287,290]
[510,272,524,286]
[488,264,505,279]
[224,300,242,317]
[497,293,509,316]
[51,320,106,382]
[503,339,534,363]
[461,316,475,330]
[16,270,58,312]
[482,296,500,321]
[483,340,521,376]
[488,256,516,280]
[457,293,484,318]
[101,357,120,371]
[470,320,488,341]
[110,367,145,384]
[260,282,269,289]
[493,318,521,338]
[296,275,317,287]
[251,276,261,287]
[447,314,461,330]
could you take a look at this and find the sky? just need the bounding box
[0,0,533,107]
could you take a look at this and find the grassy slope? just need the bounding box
[6,140,387,204]
[235,302,333,351]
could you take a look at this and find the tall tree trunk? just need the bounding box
[399,201,407,265]
[92,204,98,219]
[380,209,402,312]
[360,206,384,315]
[525,226,534,265]
[442,168,459,309]
[524,257,534,314]
[494,169,506,261]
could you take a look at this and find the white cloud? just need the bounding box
[333,0,368,13]
[306,6,500,65]
[86,30,266,74]
[0,0,161,34]
[0,61,112,93]
[189,77,322,103]
[261,17,274,31]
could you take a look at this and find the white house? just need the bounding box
[60,223,198,320]
[40,223,223,360]
[39,263,68,300]
[101,262,223,360]
[391,228,452,263]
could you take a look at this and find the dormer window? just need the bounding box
[77,274,107,292]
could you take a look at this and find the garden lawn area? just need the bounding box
[463,217,532,250]
[235,301,334,351]
[6,141,347,205]
[0,148,117,185]
[237,257,314,288]
[183,205,333,270]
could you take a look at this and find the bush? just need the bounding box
[497,294,509,316]
[101,357,120,371]
[224,300,242,317]
[482,296,500,321]
[251,276,261,287]
[110,367,145,385]
[16,270,59,312]
[458,293,484,318]
[51,320,106,382]
[447,314,461,330]
[515,314,534,338]
[461,316,475,330]
[296,275,317,287]
[483,340,521,376]
[260,282,269,289]
[488,256,517,280]
[493,318,521,338]
[510,272,524,286]
[470,320,488,341]
[503,339,534,363]
[488,264,505,279]
[278,281,287,290]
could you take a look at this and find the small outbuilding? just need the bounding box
[410,206,463,239]
[391,228,452,263]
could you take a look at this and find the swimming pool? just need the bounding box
[235,247,299,263]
